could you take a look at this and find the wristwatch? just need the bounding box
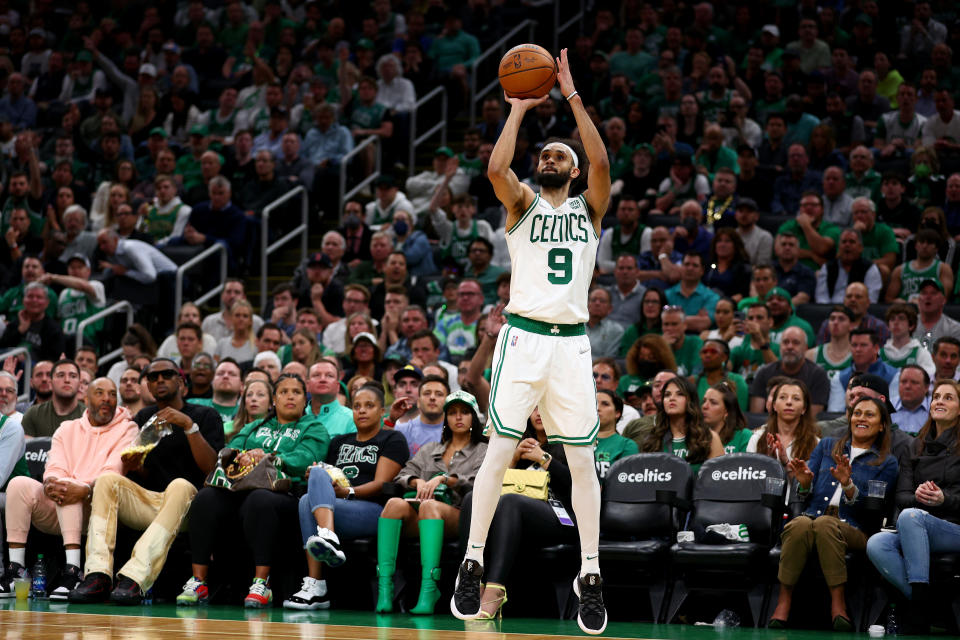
[540,452,552,467]
[347,487,356,499]
[185,423,200,435]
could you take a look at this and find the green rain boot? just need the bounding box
[376,517,403,613]
[410,519,445,615]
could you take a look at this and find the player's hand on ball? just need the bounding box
[503,91,548,110]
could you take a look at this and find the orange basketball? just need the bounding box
[498,44,557,99]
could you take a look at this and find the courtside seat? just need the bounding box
[24,437,52,479]
[665,454,786,627]
[596,453,694,622]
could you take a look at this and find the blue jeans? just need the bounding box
[866,508,960,597]
[297,468,383,545]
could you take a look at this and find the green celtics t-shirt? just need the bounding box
[595,431,639,480]
[665,435,705,474]
[673,335,703,377]
[188,397,239,422]
[58,284,106,346]
[696,372,749,413]
[458,153,483,179]
[777,218,842,270]
[348,102,387,131]
[730,341,780,381]
[860,222,899,262]
[723,428,753,454]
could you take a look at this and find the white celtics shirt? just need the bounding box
[504,193,598,325]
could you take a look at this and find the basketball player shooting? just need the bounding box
[450,49,611,635]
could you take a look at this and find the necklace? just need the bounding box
[706,195,733,225]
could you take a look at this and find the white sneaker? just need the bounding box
[306,527,346,567]
[283,577,330,610]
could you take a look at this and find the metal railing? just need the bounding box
[174,243,228,317]
[553,0,586,54]
[260,185,309,309]
[338,135,381,220]
[468,20,537,126]
[76,301,135,367]
[0,346,32,404]
[408,86,448,176]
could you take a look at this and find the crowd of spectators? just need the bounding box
[0,0,959,631]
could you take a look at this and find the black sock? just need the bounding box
[909,582,930,603]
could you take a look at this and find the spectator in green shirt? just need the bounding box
[594,390,640,481]
[661,306,704,377]
[701,382,753,454]
[428,12,479,110]
[850,196,898,281]
[776,191,842,270]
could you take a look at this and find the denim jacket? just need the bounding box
[801,436,899,531]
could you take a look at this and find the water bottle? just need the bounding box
[30,555,47,599]
[886,603,899,636]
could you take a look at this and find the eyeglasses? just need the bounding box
[593,372,613,381]
[0,387,15,395]
[145,369,179,382]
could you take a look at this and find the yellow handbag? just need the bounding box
[501,469,550,501]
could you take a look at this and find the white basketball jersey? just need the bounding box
[503,193,598,324]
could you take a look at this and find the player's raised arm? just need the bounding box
[556,48,610,225]
[488,93,544,223]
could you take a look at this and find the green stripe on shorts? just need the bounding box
[545,418,600,445]
[489,327,522,439]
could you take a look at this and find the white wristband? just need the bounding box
[185,423,199,435]
[565,90,579,101]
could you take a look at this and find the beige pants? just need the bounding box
[84,472,197,590]
[778,515,867,587]
[5,476,89,545]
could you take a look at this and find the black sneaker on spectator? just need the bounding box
[450,559,484,620]
[305,527,346,567]
[282,577,330,610]
[573,573,608,635]
[68,572,113,603]
[0,563,27,599]
[110,575,145,605]
[49,564,82,601]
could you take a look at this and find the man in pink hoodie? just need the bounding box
[0,377,138,600]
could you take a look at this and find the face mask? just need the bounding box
[682,217,699,234]
[914,163,932,179]
[344,214,361,229]
[393,220,409,236]
[634,360,660,380]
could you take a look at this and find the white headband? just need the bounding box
[542,142,579,168]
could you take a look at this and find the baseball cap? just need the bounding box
[76,50,93,63]
[919,278,944,293]
[854,14,873,26]
[444,389,480,415]
[434,146,455,158]
[764,287,794,309]
[148,127,168,139]
[736,197,758,211]
[66,253,90,268]
[162,42,181,54]
[139,63,157,77]
[673,151,693,166]
[352,332,377,347]
[847,373,896,413]
[761,25,780,38]
[374,174,396,188]
[394,364,423,383]
[189,124,208,137]
[356,38,375,50]
[590,50,609,61]
[307,252,332,268]
[28,28,45,38]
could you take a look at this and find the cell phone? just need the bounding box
[733,311,745,322]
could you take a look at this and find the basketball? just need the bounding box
[498,44,557,99]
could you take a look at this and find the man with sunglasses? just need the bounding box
[70,358,223,606]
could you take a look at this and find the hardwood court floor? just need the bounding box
[0,603,925,640]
